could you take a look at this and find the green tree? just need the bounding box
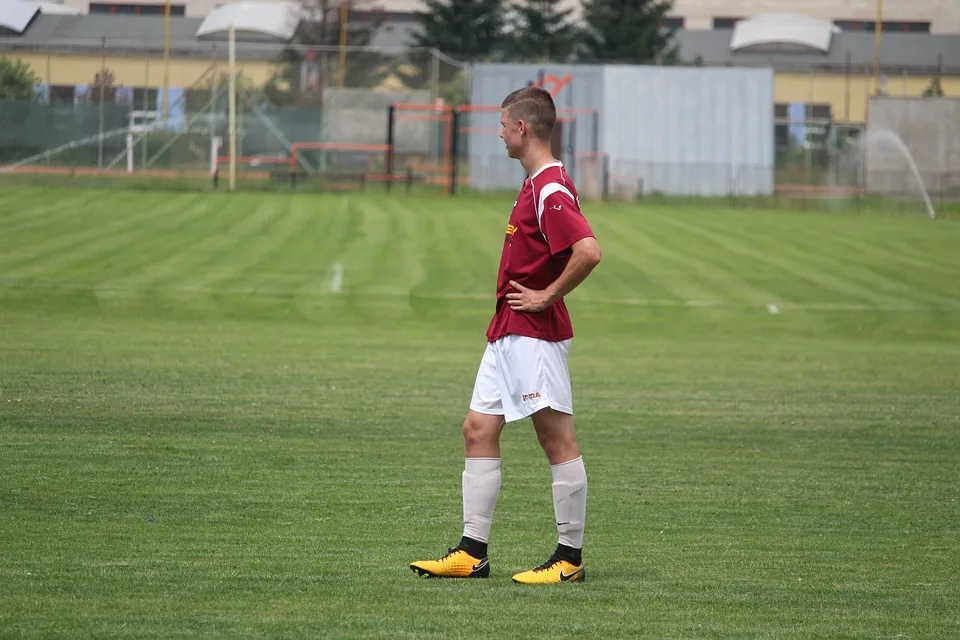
[0,56,40,101]
[580,0,679,64]
[922,75,944,97]
[185,71,252,113]
[83,68,118,104]
[413,0,505,62]
[506,0,579,62]
[263,0,384,107]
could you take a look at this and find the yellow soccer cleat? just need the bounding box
[410,547,490,578]
[512,556,585,584]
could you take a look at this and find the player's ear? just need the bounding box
[516,119,527,137]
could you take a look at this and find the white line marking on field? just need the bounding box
[330,262,343,294]
[327,198,349,294]
[4,279,959,313]
[767,303,781,314]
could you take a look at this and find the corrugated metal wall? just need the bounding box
[468,63,604,191]
[469,63,774,196]
[602,66,774,196]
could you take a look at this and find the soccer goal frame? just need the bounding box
[385,102,600,196]
[385,103,460,195]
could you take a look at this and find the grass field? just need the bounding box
[1,186,959,638]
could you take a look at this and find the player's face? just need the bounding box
[500,109,523,159]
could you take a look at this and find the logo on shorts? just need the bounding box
[522,392,542,402]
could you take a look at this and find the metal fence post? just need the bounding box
[98,37,106,171]
[449,108,460,196]
[386,104,395,191]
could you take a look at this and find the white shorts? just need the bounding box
[469,335,573,424]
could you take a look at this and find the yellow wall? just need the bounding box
[775,72,960,123]
[9,51,959,125]
[12,52,274,90]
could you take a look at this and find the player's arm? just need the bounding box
[507,237,601,312]
[507,185,601,313]
[541,236,602,301]
[550,235,602,301]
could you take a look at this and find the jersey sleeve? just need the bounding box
[537,183,595,255]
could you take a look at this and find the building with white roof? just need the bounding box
[1,0,958,128]
[36,0,960,33]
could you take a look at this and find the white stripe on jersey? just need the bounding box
[536,182,576,240]
[529,161,563,180]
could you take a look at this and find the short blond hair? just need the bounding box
[501,86,557,141]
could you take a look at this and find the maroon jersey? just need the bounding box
[485,162,595,343]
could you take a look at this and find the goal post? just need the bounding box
[385,102,458,195]
[386,102,601,197]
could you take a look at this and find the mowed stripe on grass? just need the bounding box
[1,187,959,638]
[2,188,957,312]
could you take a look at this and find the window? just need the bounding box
[774,104,788,148]
[132,87,159,111]
[774,103,832,120]
[89,3,185,16]
[810,104,832,121]
[774,102,833,150]
[833,19,930,33]
[663,16,685,29]
[49,86,75,104]
[350,9,417,24]
[713,17,743,29]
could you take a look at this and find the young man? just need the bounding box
[410,86,602,584]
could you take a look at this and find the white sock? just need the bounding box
[552,456,587,549]
[462,457,501,543]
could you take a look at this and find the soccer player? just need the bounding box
[409,86,602,584]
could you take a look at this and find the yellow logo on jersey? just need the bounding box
[506,223,518,236]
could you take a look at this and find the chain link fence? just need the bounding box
[0,42,467,189]
[1,41,956,207]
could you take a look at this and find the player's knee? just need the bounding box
[536,427,578,461]
[536,429,559,455]
[462,415,497,448]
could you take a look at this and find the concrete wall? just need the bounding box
[324,88,431,148]
[469,63,774,197]
[865,96,960,198]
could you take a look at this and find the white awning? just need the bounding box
[731,14,840,53]
[0,0,40,34]
[28,1,83,14]
[197,1,301,42]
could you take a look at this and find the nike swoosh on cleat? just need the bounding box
[472,559,489,572]
[559,568,582,581]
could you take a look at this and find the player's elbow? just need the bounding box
[578,238,602,268]
[589,244,602,267]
